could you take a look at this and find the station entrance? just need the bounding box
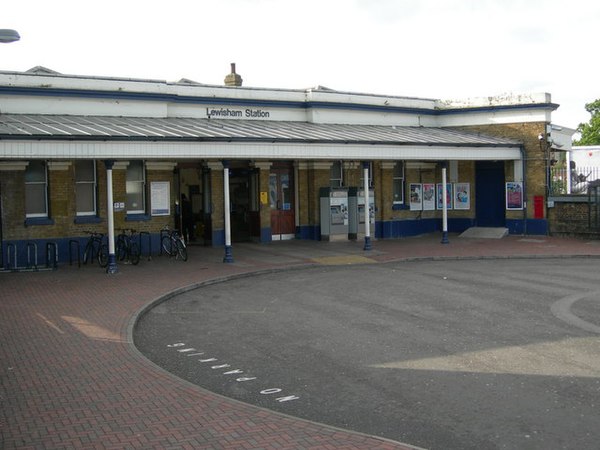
[269,162,295,240]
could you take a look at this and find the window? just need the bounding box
[330,160,343,188]
[25,161,48,217]
[393,161,405,204]
[359,161,374,188]
[126,160,146,214]
[75,160,97,216]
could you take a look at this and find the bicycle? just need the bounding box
[161,226,188,261]
[116,228,140,265]
[82,230,108,267]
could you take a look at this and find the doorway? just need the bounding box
[476,161,506,227]
[229,168,255,242]
[269,163,295,240]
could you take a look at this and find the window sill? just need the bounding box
[25,217,55,226]
[126,214,151,222]
[74,216,103,225]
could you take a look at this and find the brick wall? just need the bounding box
[1,160,176,241]
[453,122,547,220]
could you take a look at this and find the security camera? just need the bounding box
[538,133,544,141]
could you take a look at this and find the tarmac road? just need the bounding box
[134,258,600,450]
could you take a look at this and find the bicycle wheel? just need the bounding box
[116,236,126,261]
[98,243,109,268]
[83,240,94,264]
[176,238,188,261]
[130,242,140,265]
[162,235,174,256]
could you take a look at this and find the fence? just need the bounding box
[550,166,600,196]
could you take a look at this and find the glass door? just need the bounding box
[269,164,295,240]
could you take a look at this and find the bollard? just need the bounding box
[46,242,58,269]
[69,240,81,267]
[26,242,38,270]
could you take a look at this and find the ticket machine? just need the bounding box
[348,187,375,240]
[319,187,349,241]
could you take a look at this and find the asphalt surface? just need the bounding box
[134,258,600,450]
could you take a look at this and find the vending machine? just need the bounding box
[348,187,375,240]
[319,187,349,241]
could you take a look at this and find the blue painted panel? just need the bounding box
[296,225,320,240]
[260,227,272,243]
[505,219,548,235]
[211,229,225,247]
[526,219,548,235]
[448,218,476,233]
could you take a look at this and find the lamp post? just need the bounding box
[0,29,20,43]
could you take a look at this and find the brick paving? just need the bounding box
[2,233,600,450]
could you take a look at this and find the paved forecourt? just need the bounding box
[2,234,600,449]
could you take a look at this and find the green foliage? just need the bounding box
[574,99,600,146]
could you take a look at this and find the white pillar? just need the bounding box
[441,164,449,244]
[105,160,118,273]
[223,162,233,263]
[363,162,372,250]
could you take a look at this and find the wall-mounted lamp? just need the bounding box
[0,29,20,43]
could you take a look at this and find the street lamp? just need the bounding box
[0,29,20,43]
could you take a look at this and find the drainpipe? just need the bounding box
[520,145,528,235]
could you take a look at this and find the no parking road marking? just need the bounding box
[166,342,300,403]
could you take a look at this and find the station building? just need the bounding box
[0,65,564,268]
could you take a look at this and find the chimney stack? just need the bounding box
[224,63,243,87]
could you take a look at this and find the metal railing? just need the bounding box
[549,166,600,196]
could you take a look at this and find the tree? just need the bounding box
[574,99,600,145]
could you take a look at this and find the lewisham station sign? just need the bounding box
[206,107,271,119]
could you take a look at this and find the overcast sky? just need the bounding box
[2,0,598,130]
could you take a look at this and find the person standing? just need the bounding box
[181,194,194,243]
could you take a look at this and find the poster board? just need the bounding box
[410,183,423,211]
[437,183,453,210]
[506,182,524,210]
[422,183,436,211]
[150,181,170,216]
[454,183,470,210]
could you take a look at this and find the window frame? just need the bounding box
[126,160,146,215]
[75,160,97,217]
[330,160,343,188]
[392,161,405,205]
[359,161,374,188]
[25,160,49,218]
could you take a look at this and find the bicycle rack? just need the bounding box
[69,240,81,267]
[46,242,58,270]
[6,243,17,271]
[139,231,152,261]
[160,229,170,256]
[26,242,38,270]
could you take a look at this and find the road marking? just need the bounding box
[551,291,600,334]
[36,313,65,334]
[312,255,376,265]
[371,336,600,378]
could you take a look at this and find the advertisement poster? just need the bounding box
[422,183,436,210]
[410,183,423,211]
[150,181,170,216]
[437,183,453,210]
[506,182,524,210]
[454,183,470,210]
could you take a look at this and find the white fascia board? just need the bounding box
[0,140,522,161]
[437,92,552,109]
[0,72,169,94]
[437,108,552,127]
[307,108,437,127]
[0,96,168,117]
[306,89,437,110]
